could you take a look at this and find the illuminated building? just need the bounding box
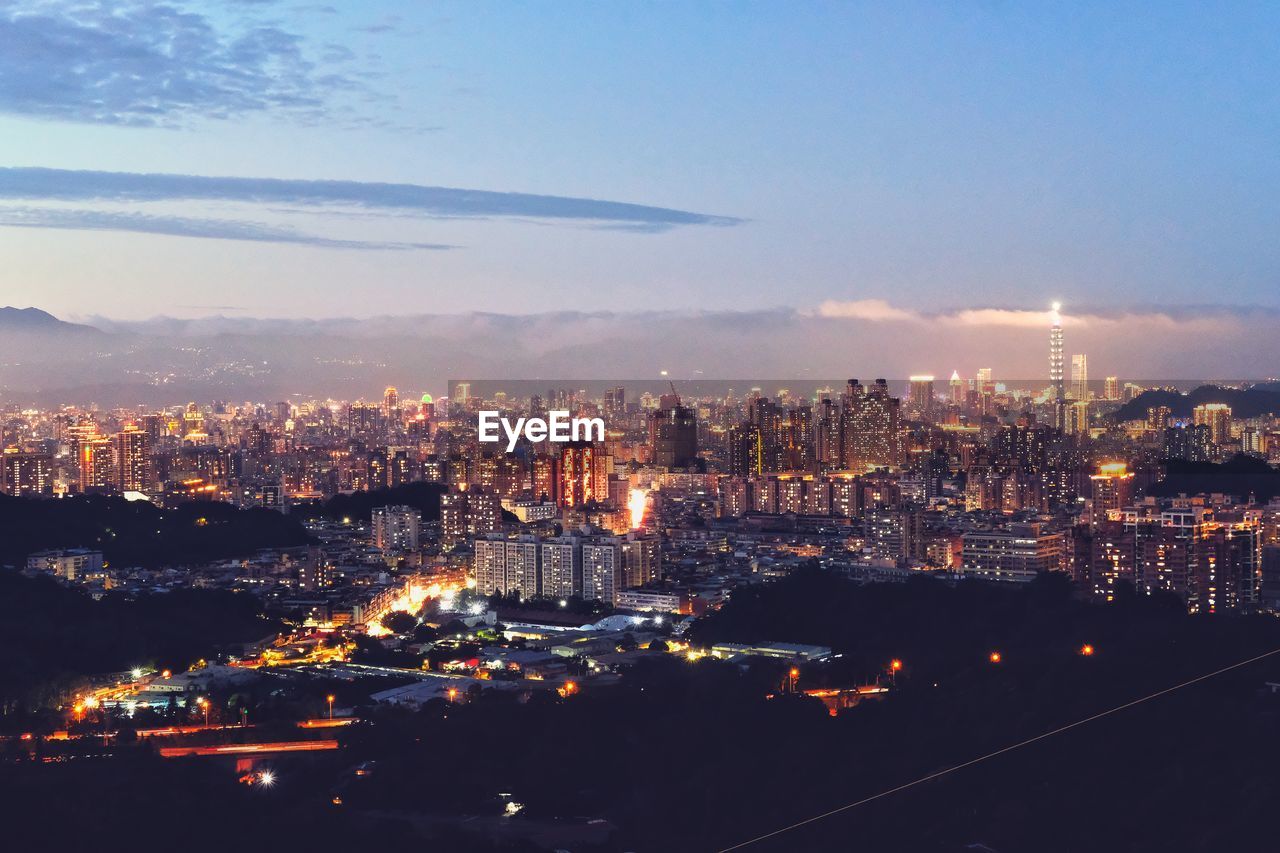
[540,536,582,598]
[1146,406,1172,430]
[441,488,501,544]
[557,441,598,507]
[371,505,421,552]
[907,375,935,417]
[383,386,399,418]
[1103,376,1120,401]
[622,532,663,587]
[182,402,205,436]
[949,370,965,405]
[2,448,53,497]
[728,423,765,477]
[649,401,698,468]
[113,424,151,493]
[79,437,114,493]
[1049,302,1064,400]
[962,523,1064,583]
[1090,463,1135,516]
[474,534,540,597]
[1066,400,1090,436]
[1163,424,1212,462]
[1193,403,1232,445]
[841,379,901,471]
[26,548,103,581]
[1071,354,1088,400]
[582,538,624,604]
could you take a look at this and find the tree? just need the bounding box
[380,610,418,635]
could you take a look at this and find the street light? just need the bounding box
[447,687,458,703]
[889,659,903,686]
[327,694,335,720]
[196,696,209,728]
[989,651,1002,664]
[1080,644,1095,657]
[788,667,800,693]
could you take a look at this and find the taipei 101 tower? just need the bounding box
[1049,301,1065,400]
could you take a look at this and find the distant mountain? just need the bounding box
[1113,384,1280,421]
[0,306,102,334]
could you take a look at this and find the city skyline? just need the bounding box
[4,2,1280,325]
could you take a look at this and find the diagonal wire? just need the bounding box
[719,647,1280,852]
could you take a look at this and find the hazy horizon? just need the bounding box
[4,2,1280,330]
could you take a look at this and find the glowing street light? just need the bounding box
[1080,644,1095,657]
[447,687,459,703]
[888,658,903,686]
[788,667,800,693]
[327,694,335,720]
[989,651,1002,664]
[196,696,209,728]
[258,770,275,787]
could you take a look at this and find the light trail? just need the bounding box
[718,646,1280,852]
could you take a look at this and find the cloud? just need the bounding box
[0,1,370,126]
[814,299,919,322]
[0,206,455,250]
[0,167,744,229]
[60,303,1280,388]
[814,298,1243,332]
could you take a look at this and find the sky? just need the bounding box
[1,1,1279,328]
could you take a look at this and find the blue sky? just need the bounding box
[1,1,1278,321]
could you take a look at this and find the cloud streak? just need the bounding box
[0,206,454,250]
[0,1,371,127]
[0,167,744,229]
[813,299,1244,331]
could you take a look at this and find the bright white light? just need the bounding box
[259,771,275,787]
[1052,301,1062,312]
[130,668,143,680]
[653,616,663,626]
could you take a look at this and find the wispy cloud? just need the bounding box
[0,206,455,250]
[813,299,1244,331]
[0,167,744,229]
[813,299,918,322]
[0,0,372,126]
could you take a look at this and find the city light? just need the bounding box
[628,487,649,529]
[989,651,1002,664]
[1080,644,1095,657]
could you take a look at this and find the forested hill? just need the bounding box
[1113,383,1280,421]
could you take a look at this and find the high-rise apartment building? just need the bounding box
[371,505,421,552]
[1193,403,1232,446]
[841,379,901,471]
[113,424,151,493]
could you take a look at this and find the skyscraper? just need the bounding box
[907,376,935,417]
[1193,403,1232,445]
[649,401,698,468]
[841,379,901,471]
[113,424,151,494]
[1071,354,1088,400]
[79,437,114,493]
[949,370,965,405]
[1049,302,1064,400]
[557,441,598,507]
